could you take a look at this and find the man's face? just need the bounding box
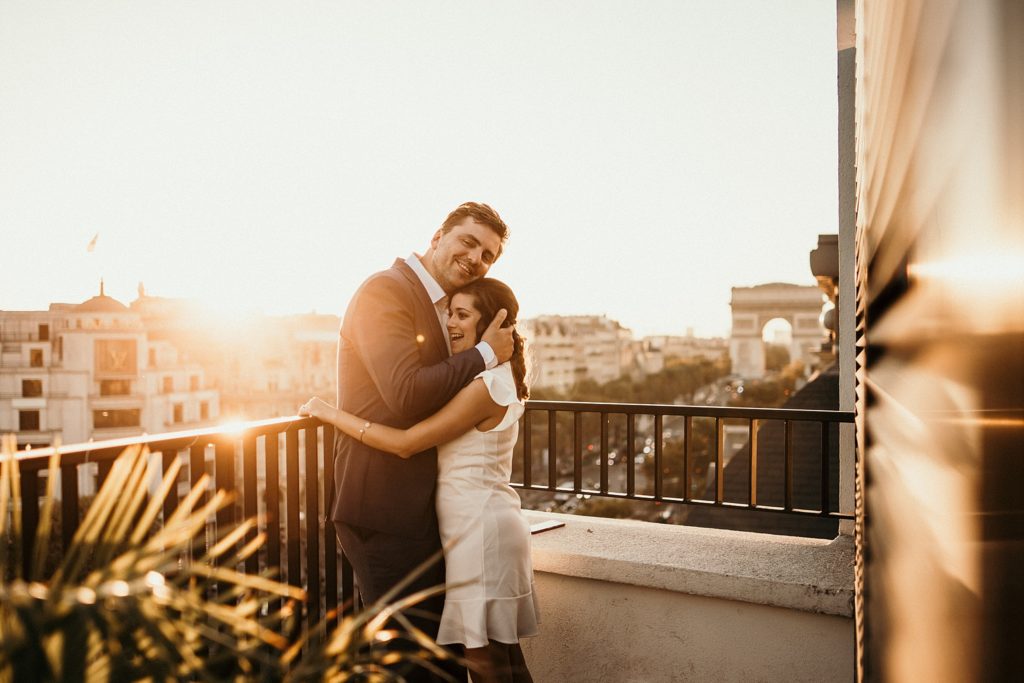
[428,218,502,293]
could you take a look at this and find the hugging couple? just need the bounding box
[300,202,537,683]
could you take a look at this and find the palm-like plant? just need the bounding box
[0,434,304,681]
[0,433,458,682]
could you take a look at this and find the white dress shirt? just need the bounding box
[406,253,497,368]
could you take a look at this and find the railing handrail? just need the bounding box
[12,401,855,462]
[13,415,316,462]
[525,399,854,422]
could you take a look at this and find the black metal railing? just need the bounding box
[10,401,854,625]
[514,401,854,520]
[12,416,351,630]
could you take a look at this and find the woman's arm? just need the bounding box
[300,378,503,458]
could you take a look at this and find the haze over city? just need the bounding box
[1,1,838,338]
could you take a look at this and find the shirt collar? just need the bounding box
[405,253,447,306]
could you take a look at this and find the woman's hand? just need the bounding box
[299,397,332,419]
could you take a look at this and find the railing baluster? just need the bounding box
[97,459,113,489]
[749,419,759,508]
[599,411,609,494]
[189,444,207,560]
[715,418,724,504]
[243,435,259,576]
[322,426,339,628]
[784,420,794,511]
[20,468,39,578]
[286,428,301,589]
[265,431,282,608]
[161,449,179,526]
[573,412,583,492]
[522,411,532,488]
[547,411,557,489]
[821,421,831,515]
[654,415,663,501]
[215,440,237,558]
[683,415,692,502]
[61,463,79,552]
[304,425,321,630]
[626,414,636,497]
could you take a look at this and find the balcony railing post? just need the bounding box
[683,415,692,502]
[599,411,609,494]
[821,421,831,515]
[547,411,557,489]
[654,415,663,501]
[573,412,583,492]
[20,467,39,579]
[522,410,532,489]
[161,449,179,526]
[60,462,79,552]
[264,431,282,609]
[626,413,636,497]
[784,420,794,511]
[304,425,321,630]
[242,435,259,576]
[715,417,724,504]
[749,419,759,508]
[322,425,340,627]
[285,428,301,590]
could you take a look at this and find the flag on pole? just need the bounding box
[87,232,98,252]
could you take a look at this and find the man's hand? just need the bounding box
[481,308,514,363]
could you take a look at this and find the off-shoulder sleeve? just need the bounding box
[475,364,525,432]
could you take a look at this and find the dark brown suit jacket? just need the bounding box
[330,258,485,538]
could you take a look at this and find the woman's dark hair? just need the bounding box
[454,278,529,401]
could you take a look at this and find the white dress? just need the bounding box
[435,363,540,648]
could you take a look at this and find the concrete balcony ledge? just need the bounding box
[521,511,855,682]
[523,510,854,617]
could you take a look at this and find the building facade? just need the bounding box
[0,286,219,448]
[523,315,633,392]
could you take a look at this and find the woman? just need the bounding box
[300,278,537,683]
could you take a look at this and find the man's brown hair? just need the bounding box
[440,202,509,257]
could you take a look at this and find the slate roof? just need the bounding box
[682,363,842,539]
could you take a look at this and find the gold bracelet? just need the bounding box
[358,421,373,443]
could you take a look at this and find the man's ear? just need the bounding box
[430,229,443,249]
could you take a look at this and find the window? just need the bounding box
[200,401,209,420]
[172,403,184,424]
[30,349,44,367]
[93,409,140,429]
[100,379,131,396]
[19,410,40,431]
[38,324,49,341]
[21,379,42,398]
[148,348,156,367]
[162,376,174,393]
[190,375,199,391]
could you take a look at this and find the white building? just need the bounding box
[130,289,338,420]
[0,285,219,448]
[634,333,729,375]
[523,315,633,392]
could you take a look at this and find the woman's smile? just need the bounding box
[447,292,482,354]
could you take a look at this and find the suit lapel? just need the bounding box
[392,259,449,360]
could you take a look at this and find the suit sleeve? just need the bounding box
[347,275,485,420]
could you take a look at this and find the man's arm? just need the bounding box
[347,275,485,420]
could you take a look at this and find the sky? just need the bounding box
[0,1,837,338]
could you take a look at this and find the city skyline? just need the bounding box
[1,2,838,338]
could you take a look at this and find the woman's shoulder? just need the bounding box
[474,363,522,407]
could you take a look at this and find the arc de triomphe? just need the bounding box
[729,283,827,379]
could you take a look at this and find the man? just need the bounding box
[331,202,514,678]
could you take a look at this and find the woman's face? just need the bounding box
[447,293,483,353]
